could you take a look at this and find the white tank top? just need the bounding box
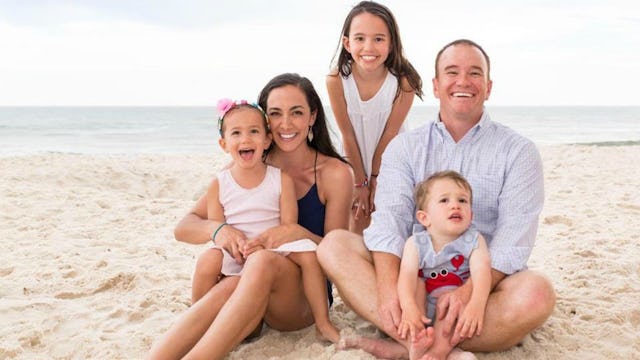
[218,165,281,239]
[341,70,403,177]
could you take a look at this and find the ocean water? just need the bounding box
[0,106,639,156]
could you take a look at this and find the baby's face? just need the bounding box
[420,178,472,237]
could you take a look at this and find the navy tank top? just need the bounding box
[296,151,333,306]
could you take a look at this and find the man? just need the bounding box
[319,39,555,359]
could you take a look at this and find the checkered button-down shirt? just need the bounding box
[364,111,544,274]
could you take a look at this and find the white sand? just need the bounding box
[1,145,639,359]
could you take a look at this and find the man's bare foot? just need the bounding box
[447,347,476,360]
[338,334,410,359]
[315,322,341,343]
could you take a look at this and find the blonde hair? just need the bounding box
[415,170,473,210]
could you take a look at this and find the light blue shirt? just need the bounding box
[364,111,544,274]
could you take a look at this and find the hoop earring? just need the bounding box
[307,126,314,142]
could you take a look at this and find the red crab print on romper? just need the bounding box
[419,254,466,293]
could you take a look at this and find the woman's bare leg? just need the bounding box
[147,276,239,360]
[191,248,223,304]
[184,250,314,359]
[288,251,340,343]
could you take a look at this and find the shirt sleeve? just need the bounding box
[363,135,416,258]
[489,140,544,274]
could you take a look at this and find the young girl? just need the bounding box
[327,0,423,234]
[192,99,340,343]
[340,171,491,360]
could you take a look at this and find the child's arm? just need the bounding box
[243,171,299,255]
[205,177,225,222]
[455,234,491,339]
[206,177,246,263]
[326,74,370,217]
[370,78,415,180]
[397,237,431,341]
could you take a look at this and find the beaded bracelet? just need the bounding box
[211,222,228,243]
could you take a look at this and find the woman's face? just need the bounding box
[265,85,316,153]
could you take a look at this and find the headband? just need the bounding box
[216,98,268,136]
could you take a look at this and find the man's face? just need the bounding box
[432,44,492,122]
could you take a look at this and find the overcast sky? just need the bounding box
[1,0,639,106]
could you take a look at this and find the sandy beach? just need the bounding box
[1,144,639,359]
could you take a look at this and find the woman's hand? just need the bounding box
[214,225,248,265]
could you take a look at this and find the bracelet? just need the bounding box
[211,222,228,243]
[370,174,378,178]
[354,178,369,188]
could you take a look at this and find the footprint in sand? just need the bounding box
[617,203,640,211]
[55,273,136,299]
[0,267,14,276]
[543,215,573,227]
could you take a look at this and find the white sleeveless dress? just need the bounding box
[213,165,317,275]
[341,70,403,177]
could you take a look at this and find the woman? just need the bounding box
[148,73,353,359]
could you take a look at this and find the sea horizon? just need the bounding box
[1,105,639,156]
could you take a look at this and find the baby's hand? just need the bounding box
[455,302,484,339]
[398,309,431,342]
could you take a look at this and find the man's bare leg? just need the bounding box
[458,270,555,352]
[318,229,434,359]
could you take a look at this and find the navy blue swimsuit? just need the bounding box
[296,151,333,306]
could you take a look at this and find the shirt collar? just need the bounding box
[433,109,491,143]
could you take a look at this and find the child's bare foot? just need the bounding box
[413,326,456,360]
[315,322,341,343]
[338,334,409,359]
[408,327,436,360]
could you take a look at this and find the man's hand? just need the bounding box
[435,282,472,345]
[377,283,402,335]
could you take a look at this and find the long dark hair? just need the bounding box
[331,1,423,100]
[258,73,347,164]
